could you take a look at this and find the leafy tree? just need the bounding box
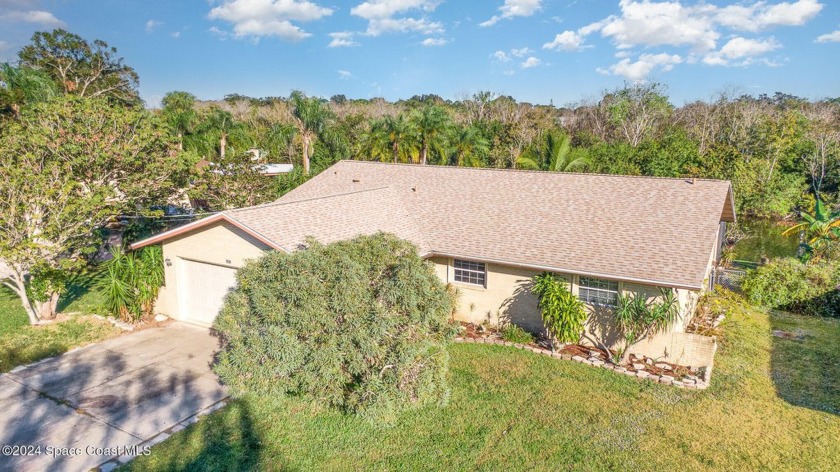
[0,96,187,324]
[0,63,59,116]
[290,90,333,174]
[531,272,587,350]
[411,105,451,165]
[517,130,589,171]
[160,91,197,151]
[190,151,276,210]
[604,83,672,147]
[18,29,140,105]
[783,196,840,262]
[613,289,680,365]
[743,258,840,316]
[214,233,455,422]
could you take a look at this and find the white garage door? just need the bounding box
[180,260,238,325]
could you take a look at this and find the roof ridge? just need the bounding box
[232,185,393,213]
[334,159,731,184]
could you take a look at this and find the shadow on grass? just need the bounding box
[56,270,106,313]
[128,400,264,472]
[769,310,840,416]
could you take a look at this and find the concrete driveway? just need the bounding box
[0,322,228,472]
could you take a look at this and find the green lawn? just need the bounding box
[0,271,122,373]
[126,294,840,471]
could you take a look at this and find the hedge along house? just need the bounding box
[132,160,735,366]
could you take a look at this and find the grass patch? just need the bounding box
[125,294,840,471]
[0,270,119,373]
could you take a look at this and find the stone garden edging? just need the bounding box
[454,336,711,390]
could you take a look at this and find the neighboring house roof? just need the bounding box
[133,160,736,290]
[258,163,295,176]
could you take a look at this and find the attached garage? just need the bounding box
[178,260,238,325]
[133,215,276,325]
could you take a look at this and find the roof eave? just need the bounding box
[420,250,704,291]
[129,212,285,252]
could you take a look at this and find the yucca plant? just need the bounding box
[103,246,164,322]
[532,272,587,351]
[614,288,680,365]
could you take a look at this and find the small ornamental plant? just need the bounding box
[532,272,588,351]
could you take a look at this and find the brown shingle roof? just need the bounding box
[132,160,735,290]
[276,161,735,290]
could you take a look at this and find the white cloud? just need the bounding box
[545,0,823,78]
[703,36,781,66]
[328,31,358,47]
[0,9,63,26]
[338,70,353,79]
[597,0,719,52]
[145,19,162,33]
[601,53,682,81]
[510,47,532,57]
[520,56,541,68]
[492,50,511,62]
[421,37,447,46]
[816,30,840,43]
[351,0,443,36]
[481,0,542,27]
[543,30,587,51]
[717,0,823,32]
[208,0,333,41]
[171,31,182,39]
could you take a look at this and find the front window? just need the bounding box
[578,277,619,306]
[453,259,486,287]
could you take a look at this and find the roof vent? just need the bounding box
[352,179,360,183]
[411,186,416,192]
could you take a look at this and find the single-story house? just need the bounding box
[132,160,735,365]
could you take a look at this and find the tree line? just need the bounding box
[1,28,839,323]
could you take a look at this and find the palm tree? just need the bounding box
[783,196,840,261]
[516,130,589,172]
[290,90,332,174]
[449,126,490,167]
[411,105,451,165]
[193,106,249,159]
[0,63,58,116]
[358,120,392,163]
[160,91,197,151]
[381,114,415,163]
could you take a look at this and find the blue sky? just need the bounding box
[1,0,838,107]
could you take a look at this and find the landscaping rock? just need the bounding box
[572,355,586,363]
[648,375,661,383]
[636,370,650,378]
[655,363,670,370]
[551,352,563,359]
[113,320,135,331]
[154,314,169,322]
[672,380,684,387]
[589,358,604,367]
[659,377,673,385]
[632,363,645,370]
[623,369,636,376]
[614,367,627,373]
[645,358,654,365]
[561,354,572,361]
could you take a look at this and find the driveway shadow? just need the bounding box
[0,324,228,471]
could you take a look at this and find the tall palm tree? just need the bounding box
[0,63,58,116]
[193,106,249,159]
[290,90,332,174]
[411,105,451,165]
[449,126,490,167]
[783,196,840,261]
[381,114,415,163]
[160,91,197,151]
[516,130,589,172]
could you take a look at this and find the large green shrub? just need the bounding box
[743,258,840,317]
[103,245,164,322]
[213,233,455,422]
